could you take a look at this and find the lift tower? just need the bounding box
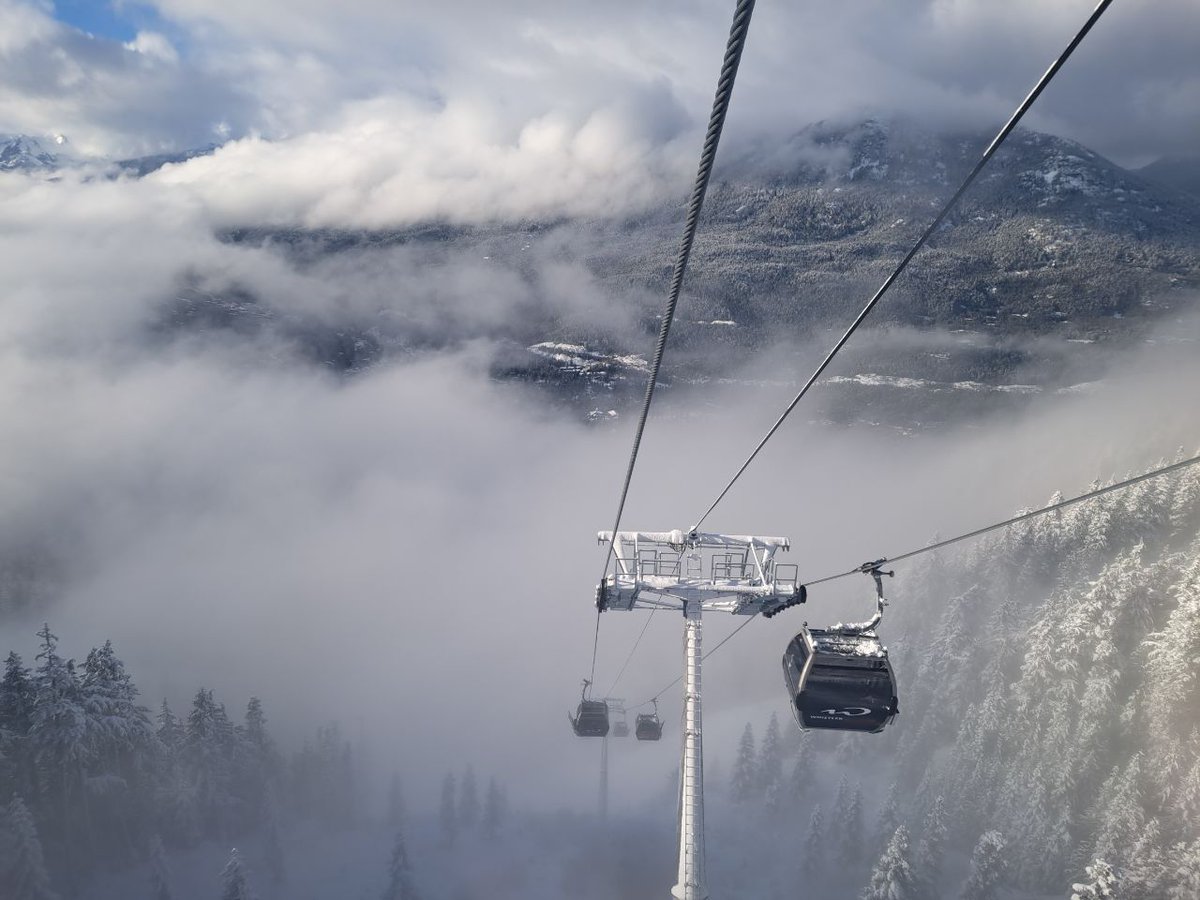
[596,530,802,900]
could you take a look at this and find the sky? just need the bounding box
[1,0,1200,815]
[2,0,1199,173]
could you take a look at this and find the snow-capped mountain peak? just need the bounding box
[0,133,64,171]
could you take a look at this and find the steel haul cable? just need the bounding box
[607,609,657,696]
[690,0,1116,532]
[589,0,758,687]
[632,614,760,709]
[635,450,1200,707]
[802,451,1200,589]
[590,0,1119,698]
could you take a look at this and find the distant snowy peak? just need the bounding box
[0,134,65,171]
[767,117,1176,205]
[0,132,219,177]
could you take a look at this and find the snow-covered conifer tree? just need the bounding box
[835,781,865,871]
[1070,859,1118,900]
[862,825,916,900]
[239,698,280,831]
[483,777,504,839]
[1168,838,1200,900]
[801,803,825,882]
[1,795,59,900]
[81,640,153,763]
[787,733,812,806]
[1183,752,1200,826]
[913,795,948,898]
[763,770,784,821]
[30,624,88,873]
[1168,455,1200,538]
[439,773,457,848]
[1090,755,1146,867]
[387,773,406,828]
[959,831,1007,900]
[381,830,419,900]
[1145,562,1200,749]
[219,848,256,900]
[730,724,756,804]
[262,785,285,884]
[1122,817,1166,900]
[458,765,479,832]
[303,722,356,826]
[243,699,279,790]
[757,713,784,800]
[185,689,240,839]
[153,700,197,845]
[147,834,174,900]
[157,701,182,757]
[907,591,977,748]
[0,652,33,732]
[80,640,154,861]
[0,652,35,798]
[872,782,902,859]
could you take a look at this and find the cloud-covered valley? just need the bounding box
[3,145,1200,813]
[2,0,1200,829]
[3,0,1200,229]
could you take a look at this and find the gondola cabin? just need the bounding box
[569,699,610,737]
[635,712,663,741]
[613,718,630,738]
[782,627,898,733]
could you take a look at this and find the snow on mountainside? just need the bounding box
[5,118,1199,426]
[886,457,1200,896]
[0,134,68,171]
[0,132,219,176]
[705,458,1200,899]
[526,341,650,375]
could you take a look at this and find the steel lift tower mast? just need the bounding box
[596,529,803,900]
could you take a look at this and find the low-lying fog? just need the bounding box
[2,167,1196,816]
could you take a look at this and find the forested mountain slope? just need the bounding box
[167,119,1200,408]
[899,457,1200,896]
[711,455,1200,899]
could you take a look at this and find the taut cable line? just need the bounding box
[802,450,1200,590]
[690,0,1116,532]
[607,609,657,696]
[636,449,1200,706]
[589,0,758,687]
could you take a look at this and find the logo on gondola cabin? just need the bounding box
[820,707,872,717]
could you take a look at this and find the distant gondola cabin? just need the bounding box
[635,712,663,741]
[570,699,610,738]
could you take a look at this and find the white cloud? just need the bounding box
[124,30,179,64]
[0,0,249,155]
[3,0,1200,812]
[5,0,1199,169]
[149,92,694,227]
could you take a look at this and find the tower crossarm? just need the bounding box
[596,529,800,614]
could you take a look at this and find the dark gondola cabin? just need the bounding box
[635,712,663,741]
[782,627,898,733]
[570,699,610,737]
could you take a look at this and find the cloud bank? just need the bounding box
[2,0,1200,814]
[2,0,1198,232]
[3,158,1200,810]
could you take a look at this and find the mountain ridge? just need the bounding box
[7,119,1198,423]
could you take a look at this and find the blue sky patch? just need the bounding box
[51,1,168,44]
